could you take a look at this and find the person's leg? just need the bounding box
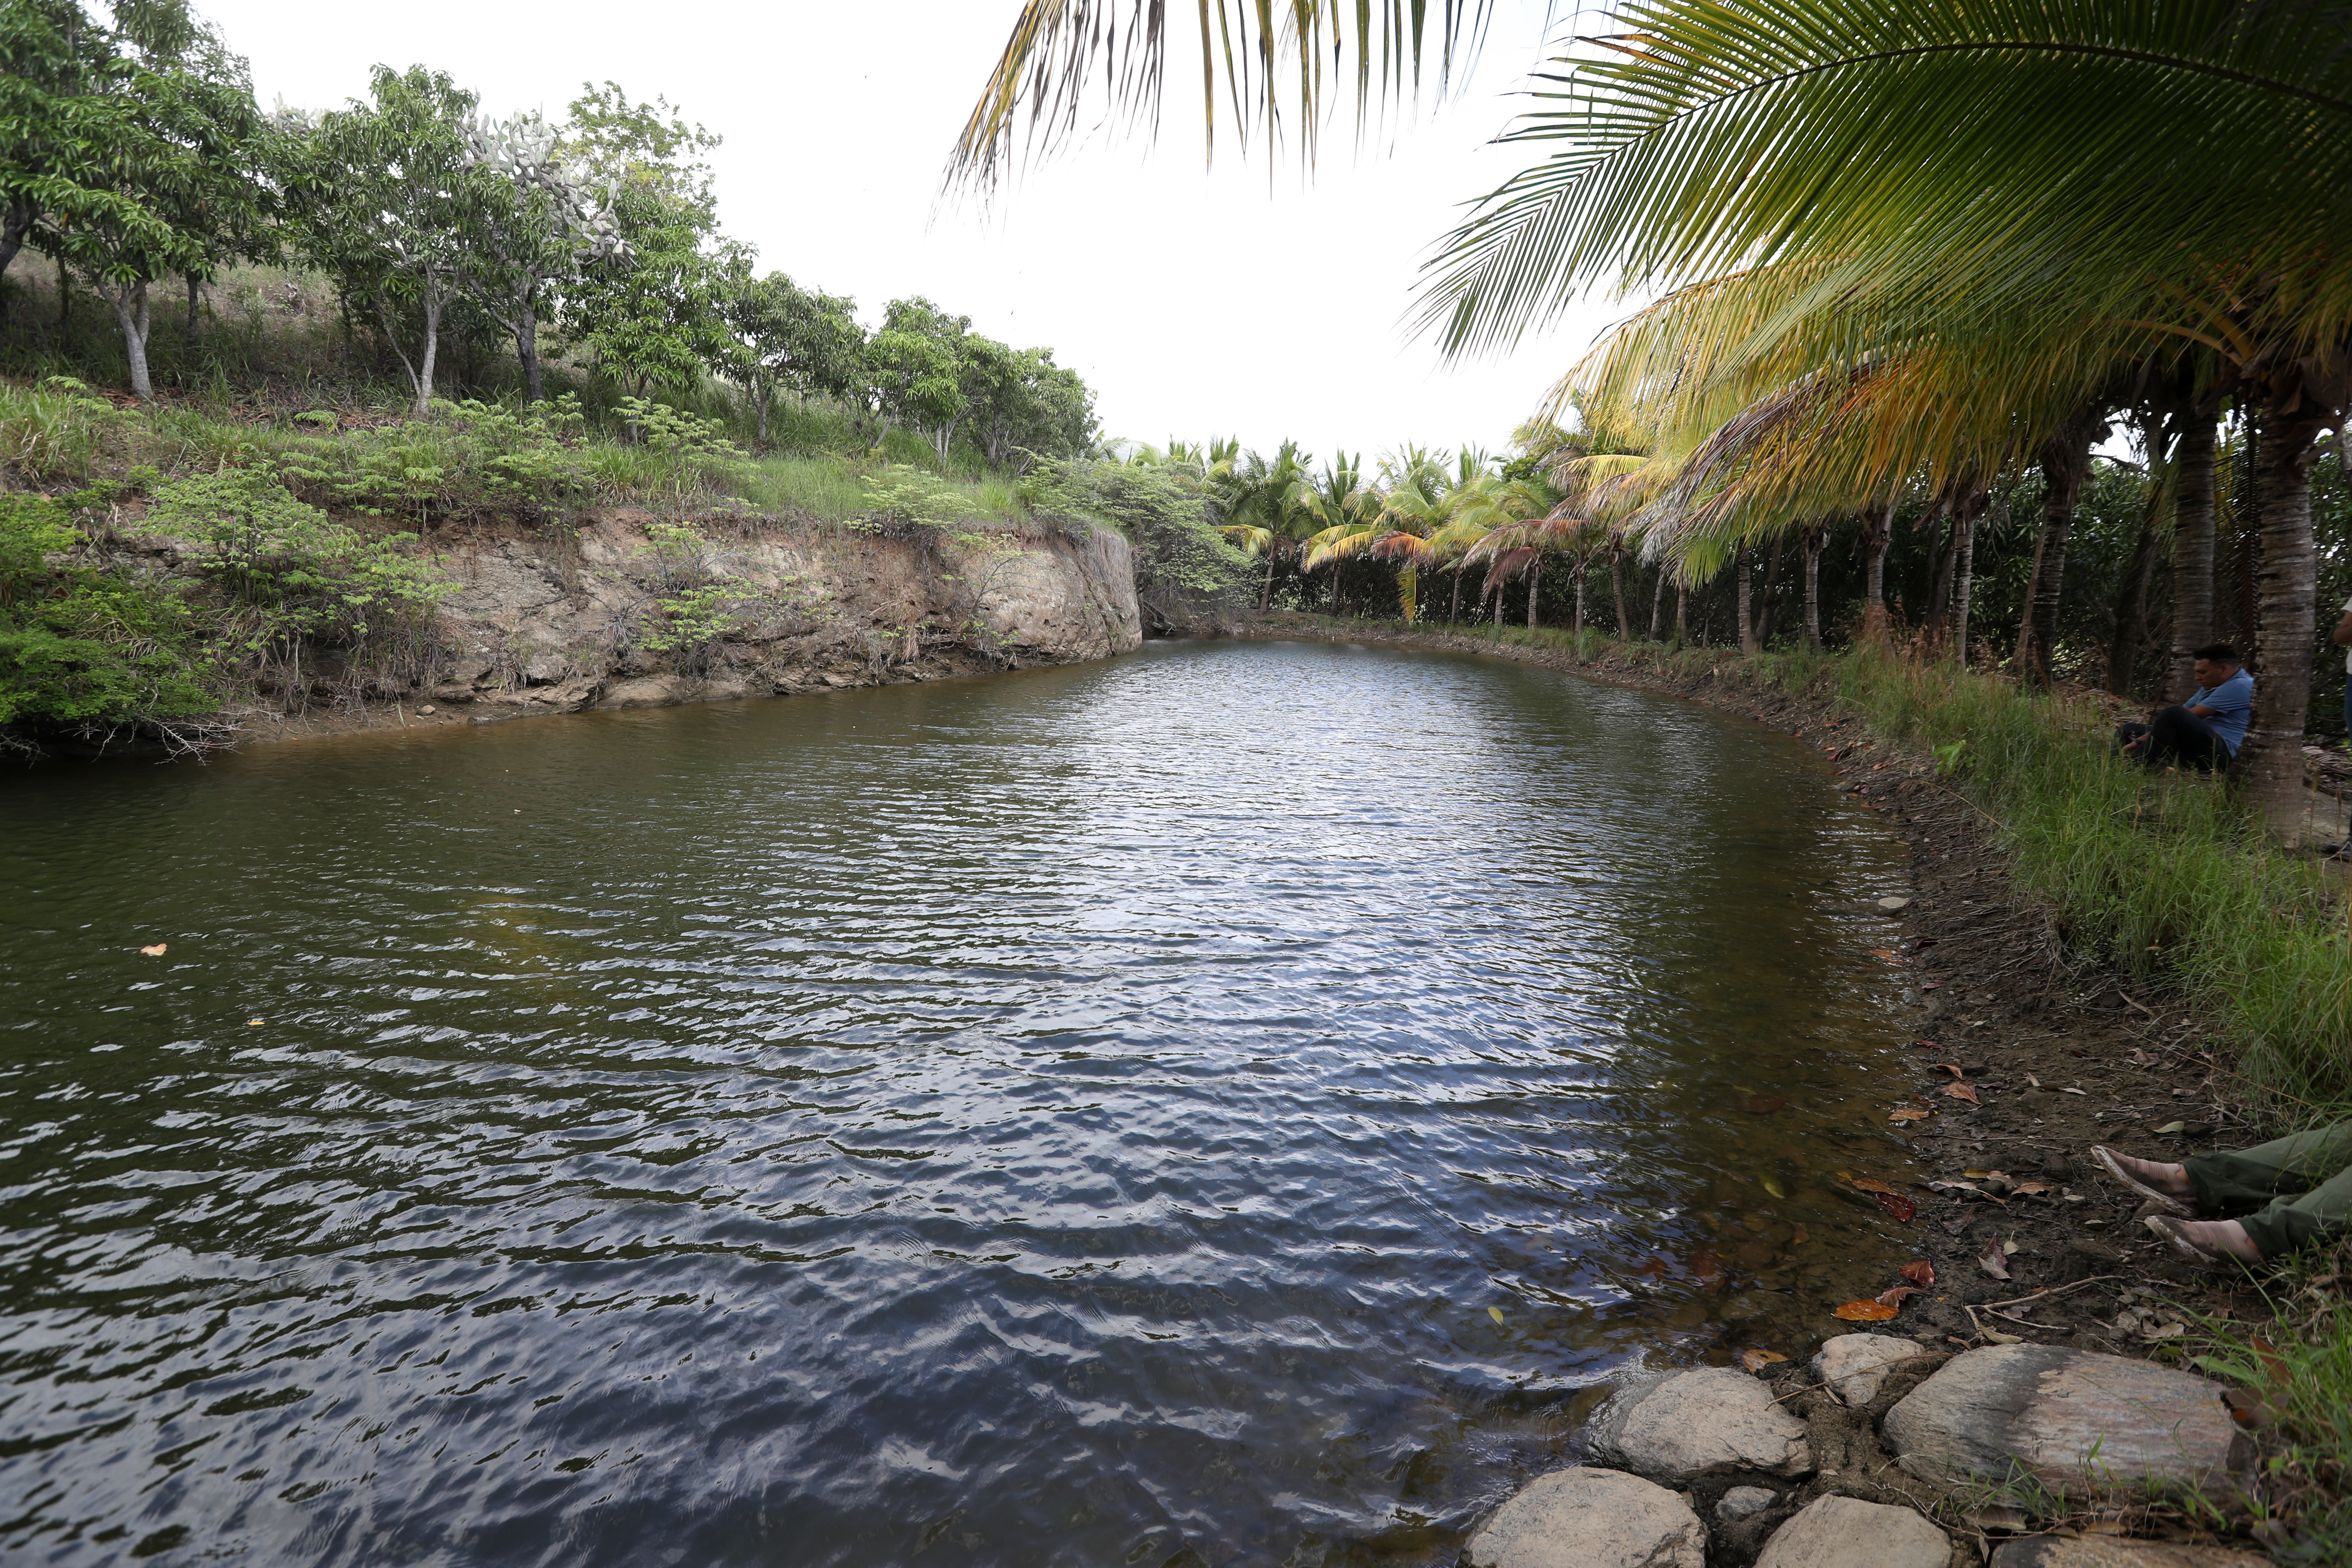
[2239,1158,2352,1259]
[2187,1121,2352,1213]
[2145,706,2226,770]
[2115,720,2152,760]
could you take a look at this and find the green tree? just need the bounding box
[458,110,625,403]
[279,66,481,417]
[0,0,115,322]
[865,296,971,457]
[719,266,865,446]
[560,83,729,403]
[34,3,266,398]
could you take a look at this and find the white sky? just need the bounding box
[197,0,1630,466]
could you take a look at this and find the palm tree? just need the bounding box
[955,0,2352,822]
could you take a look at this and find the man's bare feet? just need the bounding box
[2091,1145,2193,1212]
[2146,1214,2262,1265]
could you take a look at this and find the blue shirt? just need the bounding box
[2190,668,2254,755]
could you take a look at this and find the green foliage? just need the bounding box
[0,491,211,729]
[860,464,986,533]
[144,466,450,648]
[1030,456,1251,617]
[2188,1243,2352,1564]
[277,396,591,523]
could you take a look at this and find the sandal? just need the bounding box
[2091,1145,2191,1216]
[2144,1214,2239,1268]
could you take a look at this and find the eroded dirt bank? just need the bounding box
[1221,619,2272,1357]
[162,509,1143,750]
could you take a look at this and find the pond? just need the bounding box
[0,639,1925,1567]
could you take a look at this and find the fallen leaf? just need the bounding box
[2249,1335,2293,1385]
[1759,1173,1787,1199]
[1877,1191,1918,1221]
[1877,1284,1922,1307]
[1690,1250,1727,1294]
[1944,1082,1982,1105]
[247,1018,263,1026]
[1963,1168,2014,1181]
[1889,1107,1932,1122]
[2142,1320,2187,1342]
[1744,1094,1787,1115]
[2155,1120,2188,1134]
[1899,1259,1936,1286]
[1834,1299,1901,1321]
[1981,1329,2026,1345]
[1979,1241,2012,1280]
[1489,1307,1507,1325]
[2003,1239,2020,1255]
[2011,1181,2055,1196]
[140,943,168,956]
[1849,1176,1898,1195]
[1740,1348,1788,1373]
[1939,1063,1966,1078]
[2058,1087,2089,1096]
[1921,980,1942,991]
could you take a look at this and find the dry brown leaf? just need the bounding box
[1899,1259,1936,1285]
[1740,1348,1788,1373]
[1877,1284,1922,1307]
[1849,1176,1898,1196]
[1889,1107,1932,1122]
[140,943,167,956]
[1943,1082,1982,1105]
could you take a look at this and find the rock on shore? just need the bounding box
[1586,1367,1813,1482]
[1464,1468,1707,1568]
[1752,1494,1950,1568]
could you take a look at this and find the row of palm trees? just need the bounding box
[957,1,2352,823]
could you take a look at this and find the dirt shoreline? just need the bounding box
[1220,617,2276,1361]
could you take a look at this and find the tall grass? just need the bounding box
[1618,643,2351,1116]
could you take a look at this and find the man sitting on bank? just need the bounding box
[2115,643,2252,771]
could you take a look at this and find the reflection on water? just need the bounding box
[0,640,1921,1566]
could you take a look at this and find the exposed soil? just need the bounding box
[1226,618,2281,1362]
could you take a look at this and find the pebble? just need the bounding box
[1878,895,1912,910]
[1715,1485,1777,1521]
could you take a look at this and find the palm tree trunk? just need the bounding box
[2238,398,2332,831]
[1649,565,1666,640]
[1923,496,1957,641]
[1448,567,1462,629]
[1758,539,1781,646]
[1861,504,1893,642]
[1804,528,1824,653]
[2016,407,2102,685]
[1952,501,1978,667]
[2167,416,2217,697]
[1609,545,1628,637]
[1737,552,1756,653]
[1529,561,1541,629]
[1572,564,1583,636]
[1674,584,1687,646]
[2106,462,2168,695]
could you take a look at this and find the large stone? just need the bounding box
[1812,1333,1927,1406]
[1464,1468,1707,1568]
[1754,1495,1950,1568]
[1882,1345,2252,1494]
[1988,1537,2271,1568]
[1586,1367,1813,1482]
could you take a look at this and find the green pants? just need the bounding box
[2187,1121,2352,1258]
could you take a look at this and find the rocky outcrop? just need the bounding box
[1752,1494,1950,1568]
[1463,1468,1707,1568]
[1881,1345,2251,1494]
[411,509,1139,722]
[1586,1367,1814,1483]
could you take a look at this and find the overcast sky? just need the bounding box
[197,0,1629,466]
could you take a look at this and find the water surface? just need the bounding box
[0,639,1921,1566]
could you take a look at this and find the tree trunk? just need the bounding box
[58,253,69,325]
[1860,503,1893,642]
[1259,549,1275,615]
[107,281,155,401]
[414,289,442,418]
[752,379,771,447]
[1804,528,1824,652]
[0,199,32,323]
[2238,396,2332,830]
[1448,567,1462,628]
[2106,457,2168,696]
[1758,539,1781,646]
[185,273,202,340]
[1649,564,1665,640]
[1737,552,1756,653]
[1675,584,1688,646]
[1572,564,1583,635]
[1923,497,1957,640]
[1609,545,1628,638]
[2167,415,2217,697]
[2016,407,2102,685]
[1531,562,1542,630]
[1953,491,1986,667]
[515,303,545,405]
